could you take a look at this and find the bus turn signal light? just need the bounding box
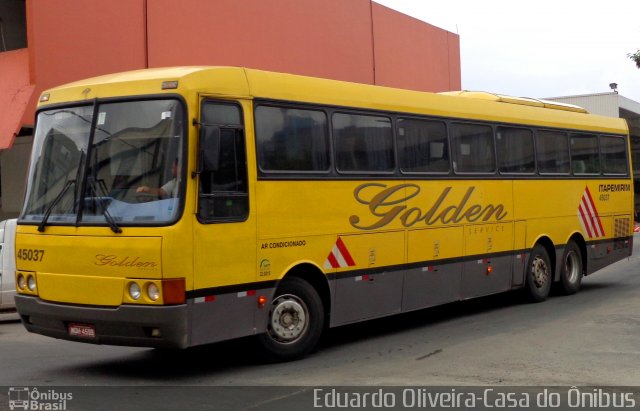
[486,266,493,275]
[162,278,186,305]
[258,296,267,308]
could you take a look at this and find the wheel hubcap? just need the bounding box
[531,256,549,288]
[268,294,308,344]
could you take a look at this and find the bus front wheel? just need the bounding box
[256,277,324,362]
[557,241,583,295]
[524,244,552,302]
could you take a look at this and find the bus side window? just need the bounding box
[198,102,249,222]
[496,126,535,174]
[570,133,600,175]
[536,130,570,174]
[600,135,628,175]
[451,123,495,174]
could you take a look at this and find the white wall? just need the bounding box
[546,93,620,117]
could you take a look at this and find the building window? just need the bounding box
[0,0,27,52]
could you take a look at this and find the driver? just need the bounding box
[136,159,178,199]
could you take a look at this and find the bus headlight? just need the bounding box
[27,275,37,291]
[17,274,25,290]
[146,283,160,301]
[128,282,141,300]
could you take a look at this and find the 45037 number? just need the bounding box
[17,248,45,262]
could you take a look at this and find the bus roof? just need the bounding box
[39,66,628,135]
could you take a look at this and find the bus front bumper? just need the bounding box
[15,295,190,349]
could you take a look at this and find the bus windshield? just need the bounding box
[21,99,185,227]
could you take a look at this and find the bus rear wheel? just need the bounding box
[256,277,324,362]
[524,244,552,302]
[557,241,583,295]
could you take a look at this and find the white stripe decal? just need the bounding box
[583,196,601,237]
[333,244,348,268]
[323,237,357,269]
[577,208,590,238]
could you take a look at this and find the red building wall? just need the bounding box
[372,3,461,92]
[21,0,460,125]
[147,0,376,84]
[22,0,147,125]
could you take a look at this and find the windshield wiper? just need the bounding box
[37,179,76,233]
[86,177,122,234]
[38,150,86,233]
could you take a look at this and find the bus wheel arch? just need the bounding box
[282,263,331,320]
[255,264,328,361]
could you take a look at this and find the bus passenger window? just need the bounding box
[333,113,394,173]
[496,126,534,174]
[571,133,600,175]
[255,106,330,173]
[198,102,248,222]
[451,123,495,174]
[398,118,449,173]
[600,135,628,175]
[536,130,570,174]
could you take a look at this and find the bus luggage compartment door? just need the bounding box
[461,222,514,299]
[331,231,404,326]
[403,226,463,311]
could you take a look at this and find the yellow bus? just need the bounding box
[14,67,634,361]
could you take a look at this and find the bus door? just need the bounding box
[191,100,257,345]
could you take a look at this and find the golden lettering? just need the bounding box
[350,183,508,230]
[94,254,158,269]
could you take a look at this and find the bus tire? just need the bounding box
[255,277,324,362]
[557,241,583,295]
[524,244,552,302]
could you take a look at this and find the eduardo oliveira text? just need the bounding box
[313,387,637,409]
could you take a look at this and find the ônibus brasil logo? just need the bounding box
[8,387,72,410]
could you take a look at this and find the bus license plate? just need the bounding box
[68,323,96,339]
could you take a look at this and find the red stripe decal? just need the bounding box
[336,237,356,266]
[327,253,340,269]
[578,203,594,238]
[584,187,605,236]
